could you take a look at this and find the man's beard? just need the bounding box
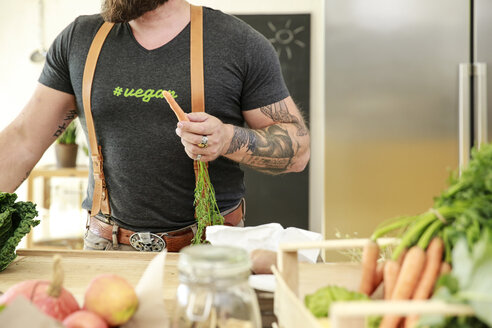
[101,0,169,23]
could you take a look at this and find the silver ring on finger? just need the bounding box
[196,154,202,161]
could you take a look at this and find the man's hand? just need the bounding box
[175,112,233,162]
[174,96,310,174]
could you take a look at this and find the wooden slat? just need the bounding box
[15,249,164,259]
[278,250,298,296]
[278,238,399,252]
[330,300,475,328]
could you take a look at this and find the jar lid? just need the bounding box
[178,245,251,280]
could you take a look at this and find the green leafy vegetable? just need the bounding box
[304,285,369,318]
[191,161,224,244]
[0,192,39,271]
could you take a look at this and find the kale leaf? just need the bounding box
[0,192,39,271]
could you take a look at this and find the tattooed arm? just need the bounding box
[177,96,310,174]
[0,83,76,192]
[226,96,309,174]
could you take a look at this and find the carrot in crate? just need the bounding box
[372,261,385,295]
[412,237,444,299]
[403,237,444,328]
[439,261,452,276]
[383,259,400,300]
[379,217,444,328]
[379,245,426,328]
[359,240,380,296]
[382,248,407,300]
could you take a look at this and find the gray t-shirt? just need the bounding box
[39,7,289,232]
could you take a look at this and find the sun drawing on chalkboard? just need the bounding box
[267,19,305,60]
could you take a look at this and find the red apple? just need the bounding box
[83,274,138,326]
[63,310,108,328]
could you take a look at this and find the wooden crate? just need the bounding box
[273,238,475,328]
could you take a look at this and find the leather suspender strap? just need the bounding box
[190,4,206,179]
[83,5,205,217]
[82,22,115,217]
[190,5,205,114]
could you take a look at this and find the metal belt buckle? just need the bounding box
[129,232,166,252]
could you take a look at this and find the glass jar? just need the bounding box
[172,245,262,328]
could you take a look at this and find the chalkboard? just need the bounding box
[235,14,311,230]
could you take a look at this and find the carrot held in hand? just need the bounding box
[163,90,189,122]
[359,240,380,296]
[162,90,224,244]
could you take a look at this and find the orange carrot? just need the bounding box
[383,248,406,300]
[392,246,426,298]
[439,261,452,276]
[163,91,189,122]
[397,249,408,266]
[412,237,444,299]
[359,240,380,295]
[371,261,385,295]
[379,245,427,328]
[383,259,400,300]
[403,238,444,328]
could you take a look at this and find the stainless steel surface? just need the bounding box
[459,63,471,173]
[324,0,467,239]
[477,0,492,143]
[475,63,487,149]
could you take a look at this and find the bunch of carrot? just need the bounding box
[359,236,450,328]
[163,91,224,244]
[358,143,492,328]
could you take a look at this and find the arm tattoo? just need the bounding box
[226,128,257,154]
[53,110,78,138]
[226,125,294,172]
[260,100,308,137]
[226,100,308,173]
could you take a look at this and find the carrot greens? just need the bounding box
[163,92,225,244]
[192,161,224,244]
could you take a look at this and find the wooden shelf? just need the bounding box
[26,164,89,248]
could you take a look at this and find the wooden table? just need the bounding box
[26,165,89,248]
[0,249,180,312]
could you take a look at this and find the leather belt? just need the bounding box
[88,200,244,252]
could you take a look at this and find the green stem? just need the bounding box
[442,227,453,263]
[417,219,444,250]
[370,215,418,240]
[391,211,436,261]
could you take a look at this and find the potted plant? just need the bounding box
[55,120,78,168]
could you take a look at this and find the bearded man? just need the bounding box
[0,0,310,252]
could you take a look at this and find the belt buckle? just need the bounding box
[129,232,166,252]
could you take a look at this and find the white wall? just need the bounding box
[0,0,325,233]
[0,0,101,201]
